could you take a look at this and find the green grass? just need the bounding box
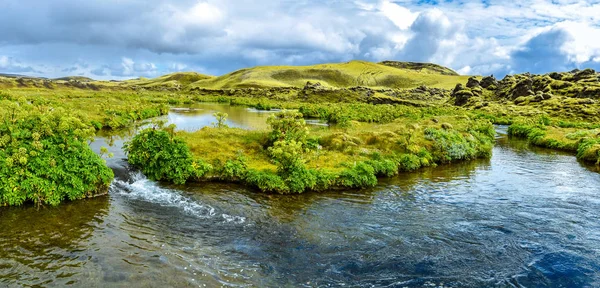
[508,117,600,165]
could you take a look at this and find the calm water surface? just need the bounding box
[1,105,599,287]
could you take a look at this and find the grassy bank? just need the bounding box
[508,116,600,165]
[125,110,495,193]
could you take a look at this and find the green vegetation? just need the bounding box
[0,99,114,207]
[3,60,600,205]
[125,109,495,193]
[508,116,600,166]
[0,89,172,206]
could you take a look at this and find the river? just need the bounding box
[0,103,599,287]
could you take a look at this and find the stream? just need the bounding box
[0,103,599,287]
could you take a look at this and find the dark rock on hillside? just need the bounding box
[573,68,597,81]
[378,61,459,76]
[452,83,476,106]
[480,75,497,89]
[547,72,566,80]
[304,81,326,90]
[578,86,600,98]
[466,77,480,88]
[512,78,534,99]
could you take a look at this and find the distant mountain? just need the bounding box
[0,73,46,79]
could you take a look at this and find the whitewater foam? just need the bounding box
[110,172,217,219]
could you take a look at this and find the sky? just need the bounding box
[1,0,600,79]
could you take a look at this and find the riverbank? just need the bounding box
[507,117,600,166]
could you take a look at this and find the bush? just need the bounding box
[124,129,211,184]
[217,155,248,181]
[424,128,478,162]
[0,104,114,206]
[267,110,309,145]
[339,162,378,188]
[245,169,287,193]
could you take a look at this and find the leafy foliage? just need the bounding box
[267,111,309,145]
[124,129,212,184]
[212,112,229,128]
[0,101,114,207]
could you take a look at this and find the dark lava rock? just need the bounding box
[512,78,534,99]
[303,81,325,90]
[548,72,564,80]
[480,75,497,89]
[453,84,464,94]
[466,77,481,88]
[573,68,597,81]
[454,89,474,106]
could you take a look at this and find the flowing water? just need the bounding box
[1,104,599,287]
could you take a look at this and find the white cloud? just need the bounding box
[379,0,419,30]
[2,0,600,78]
[0,55,38,73]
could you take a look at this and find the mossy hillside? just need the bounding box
[379,61,459,76]
[0,99,114,207]
[508,116,600,165]
[122,72,214,90]
[188,60,469,90]
[125,110,495,193]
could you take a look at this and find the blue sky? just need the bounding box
[1,0,600,79]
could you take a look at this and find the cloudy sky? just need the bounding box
[1,0,600,79]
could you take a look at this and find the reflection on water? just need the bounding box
[160,103,327,131]
[0,197,109,286]
[1,121,600,287]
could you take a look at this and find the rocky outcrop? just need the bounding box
[466,77,480,88]
[452,84,475,106]
[480,75,497,89]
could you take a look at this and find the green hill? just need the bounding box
[379,61,459,76]
[121,72,213,89]
[54,76,95,82]
[189,60,468,90]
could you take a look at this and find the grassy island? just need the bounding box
[125,109,495,193]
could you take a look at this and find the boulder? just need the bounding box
[466,77,481,88]
[303,81,324,90]
[454,89,474,106]
[480,75,497,89]
[547,72,564,80]
[512,78,534,99]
